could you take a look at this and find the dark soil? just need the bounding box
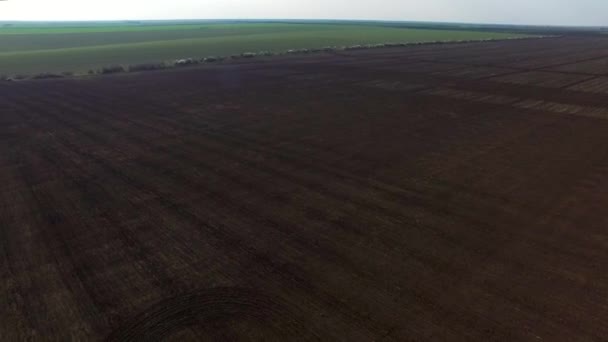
[2,35,608,341]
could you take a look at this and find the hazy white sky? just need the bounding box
[0,0,606,26]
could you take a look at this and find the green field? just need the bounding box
[0,22,530,75]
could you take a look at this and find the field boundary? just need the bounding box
[0,35,548,82]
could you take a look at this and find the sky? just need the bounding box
[0,0,606,27]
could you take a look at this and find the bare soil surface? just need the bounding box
[2,35,608,341]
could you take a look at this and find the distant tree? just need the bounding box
[173,58,196,66]
[31,73,64,80]
[129,63,167,72]
[98,65,125,74]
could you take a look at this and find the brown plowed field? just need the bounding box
[2,35,608,341]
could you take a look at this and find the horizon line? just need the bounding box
[0,18,605,29]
